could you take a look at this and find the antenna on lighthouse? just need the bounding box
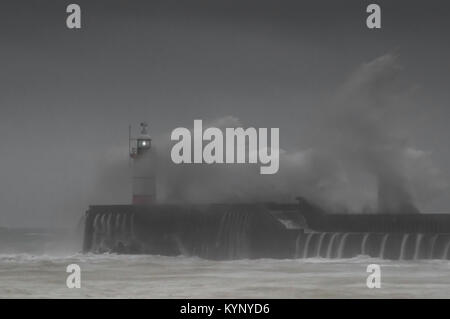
[140,122,149,135]
[128,124,132,167]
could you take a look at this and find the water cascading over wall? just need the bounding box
[295,197,450,259]
[84,211,140,254]
[294,231,450,260]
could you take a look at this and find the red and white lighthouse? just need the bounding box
[129,122,156,205]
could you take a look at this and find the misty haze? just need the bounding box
[1,0,450,299]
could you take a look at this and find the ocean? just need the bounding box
[0,228,449,298]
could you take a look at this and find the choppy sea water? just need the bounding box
[0,228,450,298]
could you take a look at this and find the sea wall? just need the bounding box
[83,204,297,259]
[83,202,450,260]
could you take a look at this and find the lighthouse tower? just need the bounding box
[129,122,156,205]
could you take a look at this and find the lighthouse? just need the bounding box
[129,122,156,205]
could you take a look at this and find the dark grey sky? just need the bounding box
[0,0,449,227]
